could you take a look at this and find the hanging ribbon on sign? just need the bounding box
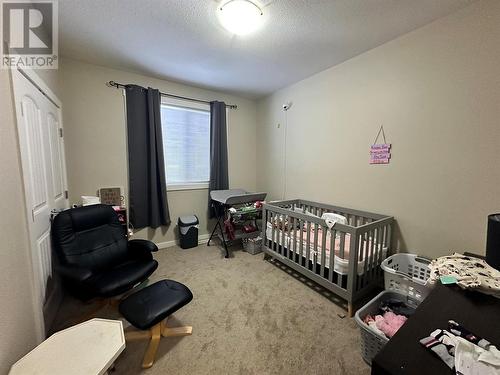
[370,125,391,164]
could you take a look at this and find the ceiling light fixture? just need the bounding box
[218,0,263,36]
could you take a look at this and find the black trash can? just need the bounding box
[486,214,500,271]
[178,215,199,249]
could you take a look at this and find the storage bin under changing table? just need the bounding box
[242,236,262,255]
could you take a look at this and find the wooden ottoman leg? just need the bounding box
[124,319,193,369]
[161,319,193,337]
[142,323,161,369]
[120,280,194,369]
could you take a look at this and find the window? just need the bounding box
[160,98,210,190]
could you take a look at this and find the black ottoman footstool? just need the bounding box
[119,279,193,369]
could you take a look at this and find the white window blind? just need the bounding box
[160,101,210,188]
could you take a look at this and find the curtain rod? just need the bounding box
[106,80,238,109]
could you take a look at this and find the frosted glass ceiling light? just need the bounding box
[218,0,263,36]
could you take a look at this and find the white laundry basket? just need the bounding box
[354,291,419,364]
[381,253,432,302]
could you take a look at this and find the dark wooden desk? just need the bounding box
[372,283,500,375]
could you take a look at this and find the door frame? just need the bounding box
[10,67,68,341]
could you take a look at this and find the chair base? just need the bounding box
[71,281,151,325]
[125,317,192,369]
[67,298,120,326]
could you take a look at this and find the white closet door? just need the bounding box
[11,69,68,339]
[47,109,67,210]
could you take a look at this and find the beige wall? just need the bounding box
[0,70,39,372]
[59,58,257,244]
[256,0,500,259]
[34,69,61,99]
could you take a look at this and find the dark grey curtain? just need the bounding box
[208,101,229,217]
[125,85,170,228]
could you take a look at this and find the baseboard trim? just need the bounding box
[156,233,211,249]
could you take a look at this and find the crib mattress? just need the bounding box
[266,223,387,275]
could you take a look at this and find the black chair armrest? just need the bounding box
[128,239,158,253]
[55,264,93,283]
[128,239,158,261]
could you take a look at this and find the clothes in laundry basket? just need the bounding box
[363,312,407,338]
[362,298,412,339]
[380,298,416,316]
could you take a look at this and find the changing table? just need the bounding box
[207,189,267,258]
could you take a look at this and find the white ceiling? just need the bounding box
[59,0,474,98]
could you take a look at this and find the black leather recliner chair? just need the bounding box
[52,204,158,300]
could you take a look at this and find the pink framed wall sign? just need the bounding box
[370,144,391,164]
[370,126,391,164]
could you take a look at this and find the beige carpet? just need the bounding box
[53,244,370,375]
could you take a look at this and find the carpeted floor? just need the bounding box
[52,244,370,375]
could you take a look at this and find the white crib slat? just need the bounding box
[292,216,297,261]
